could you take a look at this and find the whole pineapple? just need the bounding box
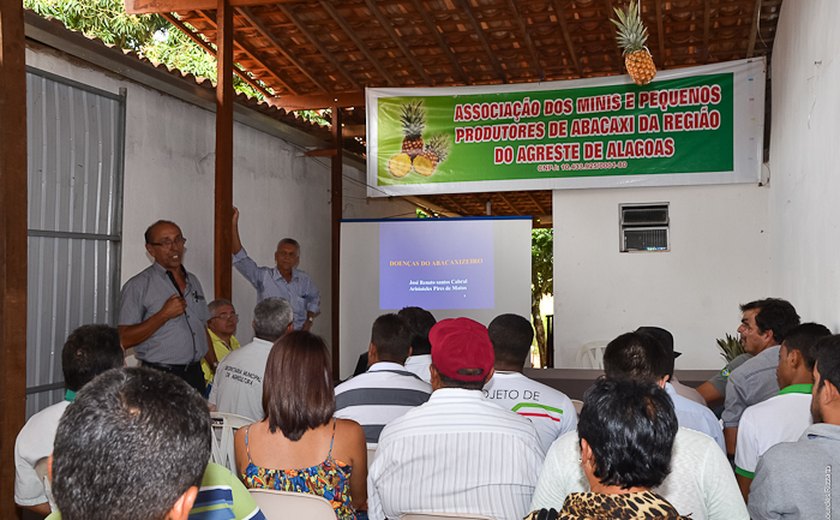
[611,1,657,85]
[413,134,450,177]
[400,100,426,159]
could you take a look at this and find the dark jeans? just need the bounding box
[141,360,206,395]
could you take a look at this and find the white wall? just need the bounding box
[768,0,840,332]
[553,183,770,369]
[25,44,416,348]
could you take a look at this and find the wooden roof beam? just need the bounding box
[550,0,583,77]
[362,0,432,85]
[407,0,470,84]
[454,0,508,83]
[275,3,362,91]
[747,0,763,57]
[702,0,711,62]
[497,192,522,215]
[602,0,625,72]
[126,0,288,14]
[655,0,666,64]
[319,1,395,86]
[162,13,275,99]
[525,191,547,215]
[193,9,296,95]
[237,7,329,92]
[275,91,365,111]
[506,0,545,80]
[440,195,470,215]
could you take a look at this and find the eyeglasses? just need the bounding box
[210,313,238,321]
[149,236,187,248]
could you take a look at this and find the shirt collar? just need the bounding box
[368,361,406,372]
[779,383,813,395]
[64,389,77,402]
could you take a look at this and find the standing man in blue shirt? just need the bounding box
[231,207,320,331]
[119,220,210,393]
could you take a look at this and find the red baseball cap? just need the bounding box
[430,318,494,382]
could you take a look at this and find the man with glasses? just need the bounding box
[119,220,210,393]
[202,299,241,389]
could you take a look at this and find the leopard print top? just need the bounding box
[525,490,691,519]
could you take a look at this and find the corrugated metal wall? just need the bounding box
[25,68,125,418]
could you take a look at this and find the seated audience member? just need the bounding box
[484,313,577,452]
[721,298,800,455]
[736,324,831,497]
[209,297,293,421]
[335,314,431,443]
[234,331,367,519]
[527,379,688,519]
[399,306,437,383]
[530,341,747,520]
[749,334,840,518]
[636,326,706,405]
[15,325,123,515]
[49,367,220,520]
[368,318,544,520]
[202,298,241,387]
[605,331,725,450]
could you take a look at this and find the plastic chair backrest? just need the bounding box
[209,411,253,474]
[400,514,493,520]
[34,456,57,512]
[571,399,584,414]
[576,341,608,369]
[249,489,336,519]
[367,442,377,469]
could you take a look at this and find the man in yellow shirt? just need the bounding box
[202,299,241,388]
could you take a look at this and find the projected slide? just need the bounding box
[379,221,494,310]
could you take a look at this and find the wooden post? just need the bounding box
[214,0,233,299]
[0,0,29,516]
[331,105,343,379]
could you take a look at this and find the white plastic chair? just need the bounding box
[401,513,493,520]
[249,489,336,519]
[34,456,57,513]
[576,341,608,369]
[571,398,584,414]
[209,411,253,474]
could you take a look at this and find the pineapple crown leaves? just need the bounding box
[424,134,451,162]
[610,0,649,53]
[399,100,426,138]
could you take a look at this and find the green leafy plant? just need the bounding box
[531,228,553,367]
[715,333,744,362]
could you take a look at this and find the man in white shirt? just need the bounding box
[605,331,725,451]
[208,297,292,421]
[734,322,830,500]
[484,313,576,453]
[335,313,431,443]
[15,325,124,515]
[399,306,436,384]
[368,317,544,520]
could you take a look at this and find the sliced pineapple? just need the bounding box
[610,1,657,85]
[387,153,413,178]
[414,134,450,177]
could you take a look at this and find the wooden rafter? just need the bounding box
[454,0,508,83]
[506,0,545,80]
[407,0,470,84]
[655,0,666,65]
[275,3,362,91]
[162,13,275,98]
[194,9,296,95]
[318,1,395,86]
[747,0,763,57]
[126,0,288,14]
[550,0,583,76]
[525,191,547,215]
[238,7,329,92]
[275,91,365,111]
[602,0,625,72]
[702,0,711,62]
[497,192,521,215]
[362,0,431,85]
[440,194,470,215]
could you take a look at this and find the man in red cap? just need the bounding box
[367,317,544,520]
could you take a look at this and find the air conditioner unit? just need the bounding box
[620,203,669,252]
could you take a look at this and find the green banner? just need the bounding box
[376,74,733,187]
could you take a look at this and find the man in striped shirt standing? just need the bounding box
[335,313,432,444]
[368,317,544,520]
